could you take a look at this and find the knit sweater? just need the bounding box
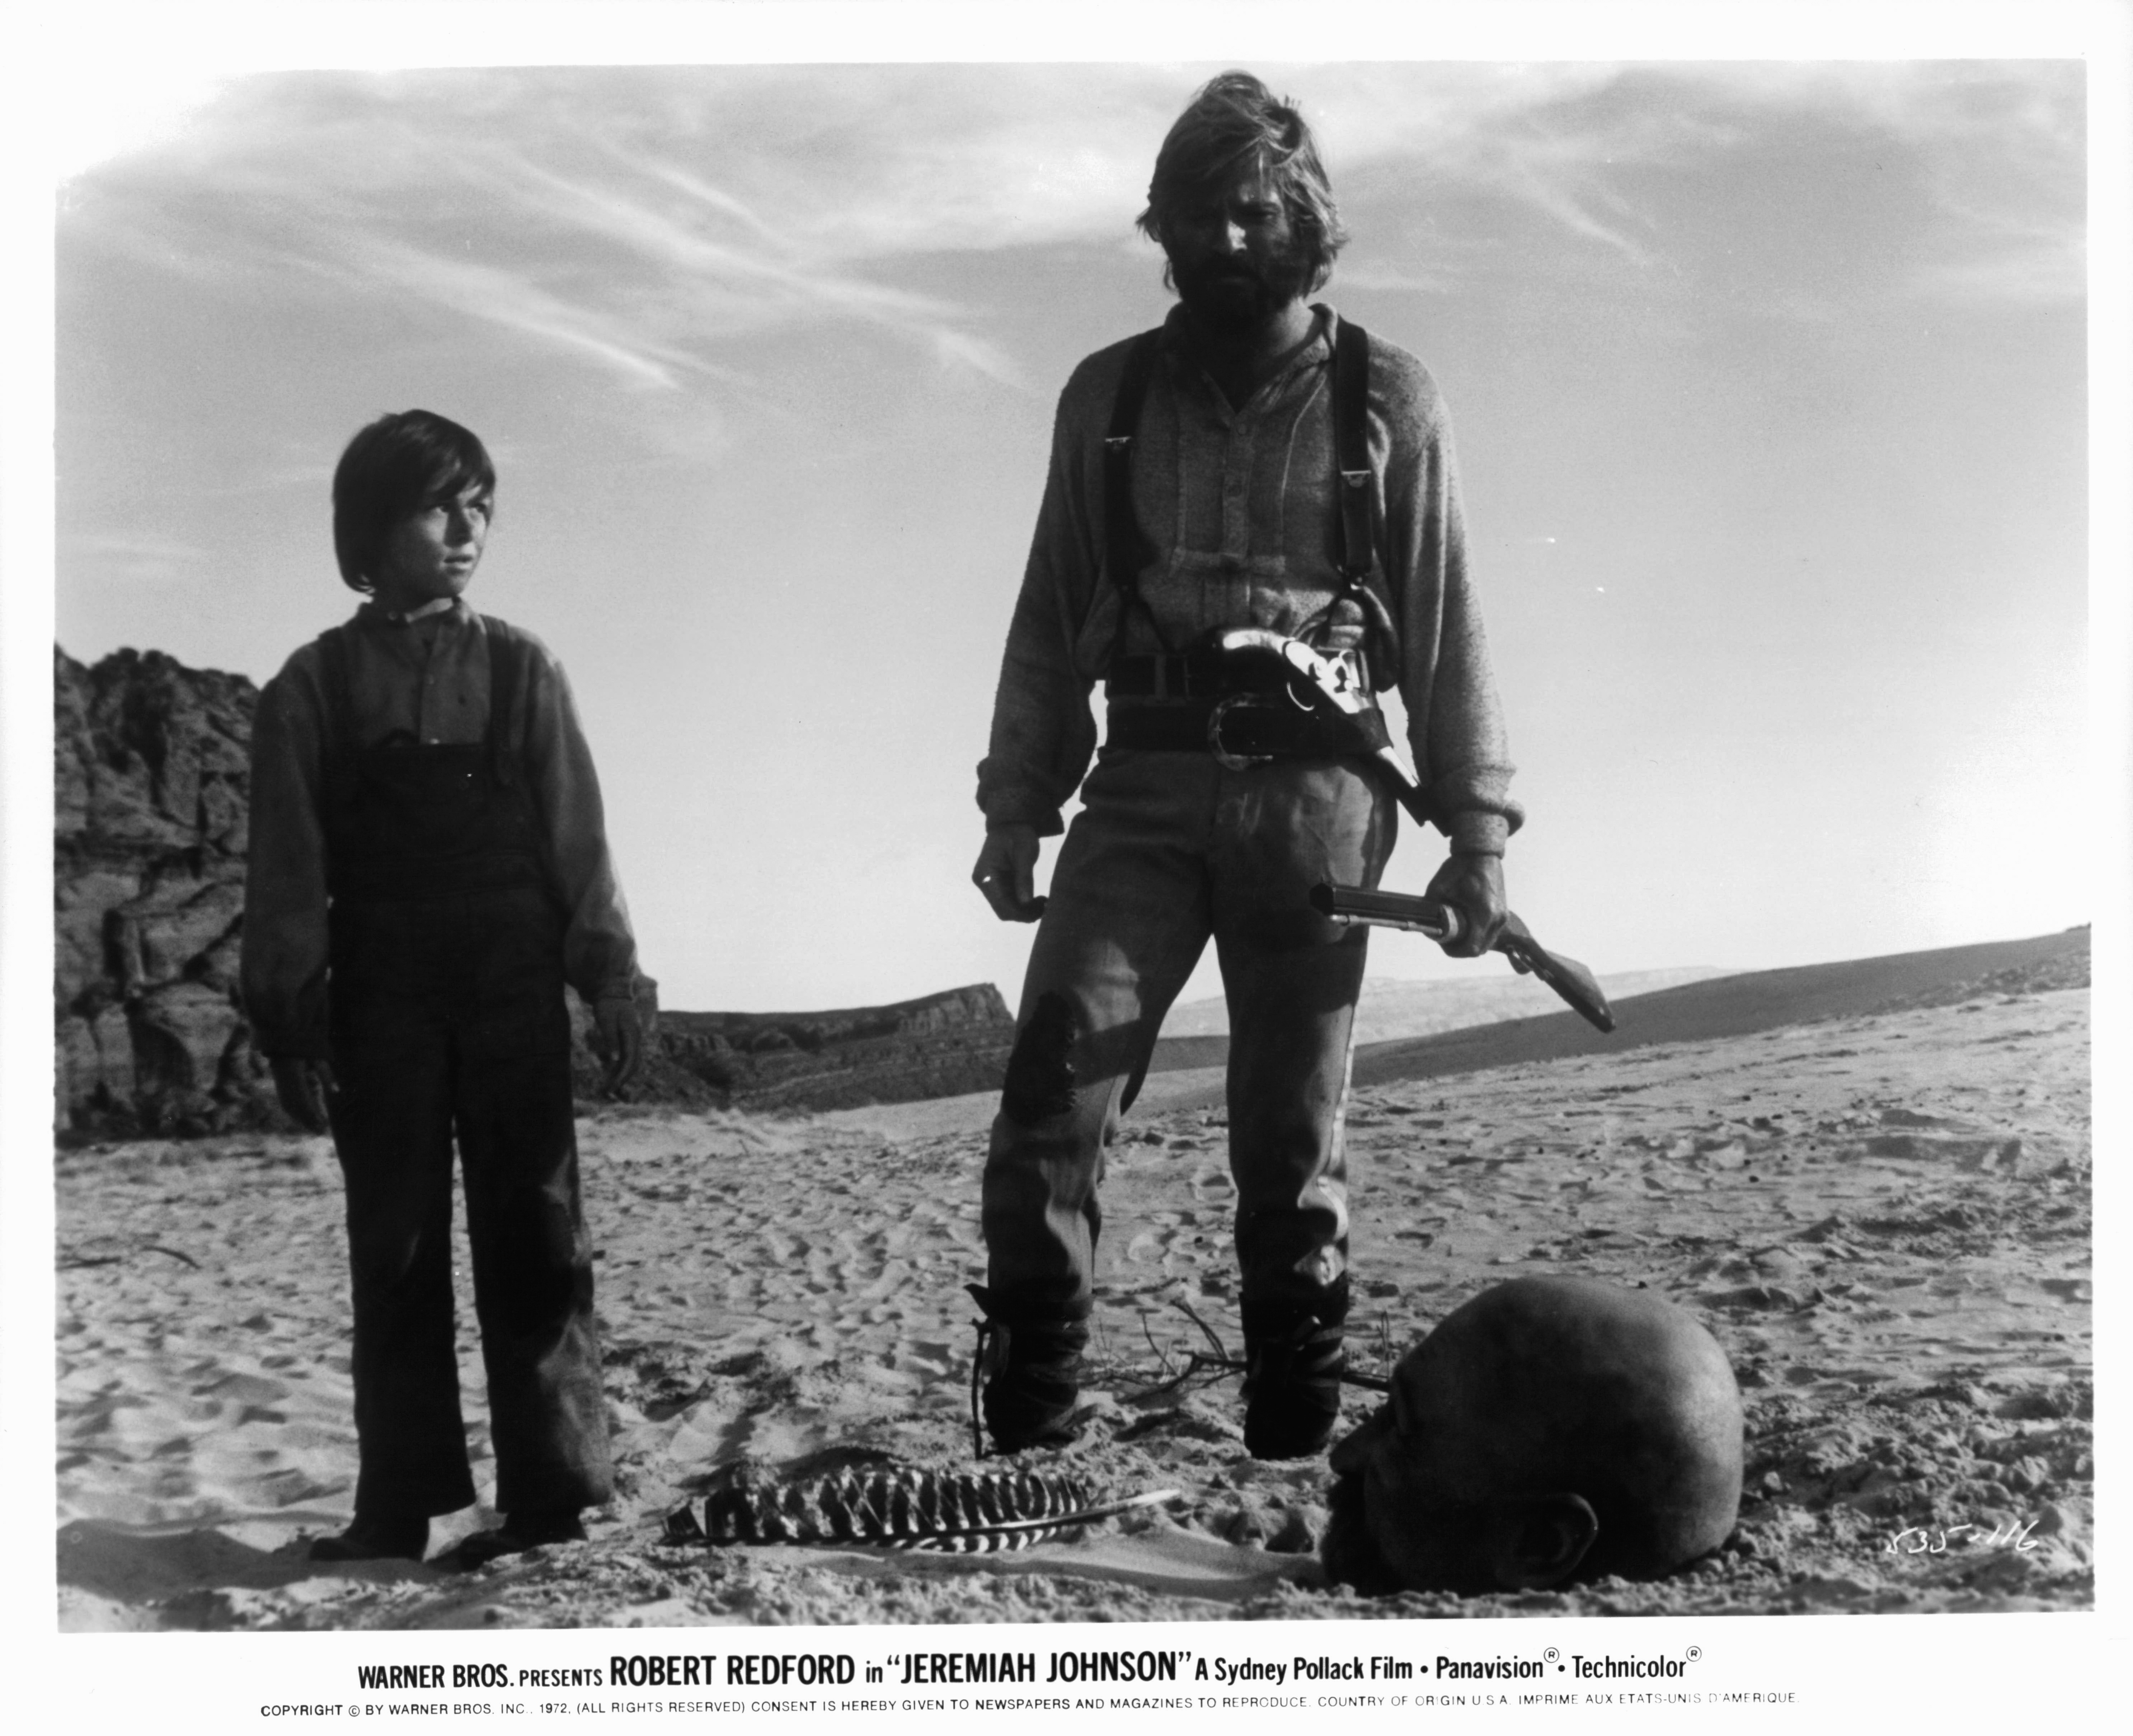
[976,304,1522,853]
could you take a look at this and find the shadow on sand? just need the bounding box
[58,1516,447,1627]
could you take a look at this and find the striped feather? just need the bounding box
[665,1464,1180,1554]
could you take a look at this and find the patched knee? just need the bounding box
[1001,991,1079,1125]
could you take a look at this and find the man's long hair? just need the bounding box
[332,409,495,593]
[1136,71,1348,295]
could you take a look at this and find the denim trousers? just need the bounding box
[981,748,1398,1322]
[326,884,613,1519]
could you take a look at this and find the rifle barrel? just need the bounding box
[1309,883,1459,941]
[1308,882,1618,1035]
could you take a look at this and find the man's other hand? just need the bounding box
[592,996,645,1096]
[973,824,1047,922]
[269,1055,338,1134]
[1424,849,1507,958]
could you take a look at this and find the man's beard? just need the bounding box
[1170,244,1315,337]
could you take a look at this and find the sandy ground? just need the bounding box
[56,982,2090,1630]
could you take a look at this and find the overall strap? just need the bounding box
[315,624,357,775]
[1103,329,1171,659]
[1327,316,1403,674]
[483,620,524,789]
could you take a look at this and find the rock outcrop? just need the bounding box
[56,646,265,1135]
[659,985,1016,1112]
[54,644,1012,1134]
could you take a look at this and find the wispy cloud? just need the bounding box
[323,236,707,392]
[62,67,1085,399]
[1316,60,2083,306]
[61,57,2083,415]
[1913,230,2086,307]
[1704,61,2085,308]
[61,531,210,586]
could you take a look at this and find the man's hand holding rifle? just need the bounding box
[1204,625,1612,1032]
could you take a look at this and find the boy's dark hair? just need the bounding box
[331,409,496,592]
[1136,71,1348,296]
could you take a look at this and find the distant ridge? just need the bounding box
[1154,964,1735,1048]
[1146,926,2090,1104]
[660,985,1014,1111]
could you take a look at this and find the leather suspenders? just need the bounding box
[1330,317,1378,604]
[1103,329,1168,654]
[1328,317,1403,674]
[1102,312,1399,677]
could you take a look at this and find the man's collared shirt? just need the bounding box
[978,304,1521,852]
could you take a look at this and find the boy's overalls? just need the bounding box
[316,624,612,1521]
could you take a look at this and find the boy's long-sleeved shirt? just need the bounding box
[976,305,1522,853]
[240,599,638,1060]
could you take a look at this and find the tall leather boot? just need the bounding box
[1241,1279,1350,1460]
[966,1285,1089,1454]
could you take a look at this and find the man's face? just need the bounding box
[373,480,492,607]
[1163,163,1314,335]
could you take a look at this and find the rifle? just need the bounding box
[1308,884,1616,1033]
[1198,630,1618,1034]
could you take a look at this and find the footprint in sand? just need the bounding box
[1187,1166,1235,1204]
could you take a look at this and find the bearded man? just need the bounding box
[968,72,1523,1460]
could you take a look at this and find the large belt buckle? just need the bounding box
[1208,694,1277,771]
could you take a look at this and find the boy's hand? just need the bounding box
[592,996,644,1096]
[973,824,1047,922]
[1424,849,1508,957]
[269,1056,338,1134]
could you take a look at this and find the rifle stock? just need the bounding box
[1308,883,1617,1034]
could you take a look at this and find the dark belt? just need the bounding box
[1105,646,1371,701]
[1105,695,1395,766]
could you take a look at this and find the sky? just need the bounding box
[47,44,2097,1017]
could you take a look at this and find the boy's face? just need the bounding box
[372,480,492,610]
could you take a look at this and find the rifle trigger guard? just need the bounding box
[1208,694,1275,772]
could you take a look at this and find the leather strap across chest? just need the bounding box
[1102,313,1389,669]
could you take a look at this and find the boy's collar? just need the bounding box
[362,596,464,626]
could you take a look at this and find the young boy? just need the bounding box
[242,409,643,1566]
